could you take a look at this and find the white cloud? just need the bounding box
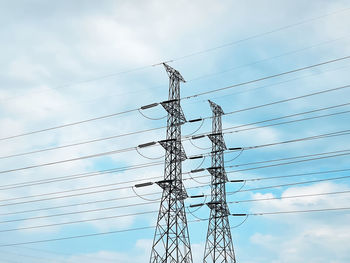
[1,0,350,262]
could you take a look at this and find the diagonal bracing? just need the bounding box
[150,64,193,263]
[204,100,236,263]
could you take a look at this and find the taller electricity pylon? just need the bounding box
[203,100,236,263]
[150,64,193,263]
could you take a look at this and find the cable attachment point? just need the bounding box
[231,213,247,216]
[190,203,204,208]
[134,182,154,188]
[192,135,206,140]
[188,155,203,160]
[140,103,159,110]
[188,118,203,123]
[191,168,205,173]
[138,141,157,148]
[228,147,243,151]
[230,180,245,183]
[190,194,205,199]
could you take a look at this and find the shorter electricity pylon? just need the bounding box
[203,100,236,263]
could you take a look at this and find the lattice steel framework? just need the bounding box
[203,100,236,263]
[150,64,193,263]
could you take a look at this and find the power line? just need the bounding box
[0,108,140,141]
[0,151,163,175]
[0,225,157,247]
[184,149,350,176]
[245,168,350,182]
[2,54,349,143]
[182,55,350,100]
[2,143,350,204]
[227,190,350,204]
[2,184,350,220]
[206,63,350,102]
[172,7,350,61]
[0,198,158,217]
[224,151,350,175]
[221,109,350,136]
[187,102,350,139]
[0,250,69,263]
[224,149,350,169]
[3,167,349,217]
[189,173,350,199]
[13,246,118,263]
[221,85,350,116]
[52,35,350,113]
[4,84,350,161]
[241,130,350,151]
[233,175,350,194]
[0,182,134,203]
[5,6,349,106]
[1,188,350,227]
[247,207,350,216]
[181,56,350,100]
[1,125,348,193]
[187,36,350,83]
[191,167,350,187]
[0,129,349,197]
[1,160,349,209]
[0,165,163,191]
[2,99,350,176]
[0,126,166,160]
[0,207,348,247]
[0,210,158,231]
[0,130,349,204]
[1,182,350,229]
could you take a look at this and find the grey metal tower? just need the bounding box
[150,64,193,263]
[203,100,236,263]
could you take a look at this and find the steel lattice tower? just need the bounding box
[203,100,236,263]
[150,64,193,263]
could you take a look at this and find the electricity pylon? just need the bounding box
[203,100,236,263]
[150,64,193,263]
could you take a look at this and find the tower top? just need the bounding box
[163,63,186,83]
[208,100,224,115]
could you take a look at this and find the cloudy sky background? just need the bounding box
[1,0,350,262]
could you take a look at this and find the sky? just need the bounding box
[0,0,350,262]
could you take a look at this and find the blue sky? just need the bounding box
[1,0,350,262]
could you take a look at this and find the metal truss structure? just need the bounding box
[150,64,193,263]
[203,100,236,263]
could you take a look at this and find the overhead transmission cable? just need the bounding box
[186,35,350,82]
[1,55,350,142]
[2,174,350,217]
[0,189,350,226]
[1,105,349,175]
[206,63,350,103]
[1,128,350,194]
[0,118,350,180]
[182,55,350,100]
[171,7,350,61]
[1,148,350,204]
[1,154,350,208]
[2,86,350,162]
[0,207,349,246]
[5,6,349,104]
[227,190,350,205]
